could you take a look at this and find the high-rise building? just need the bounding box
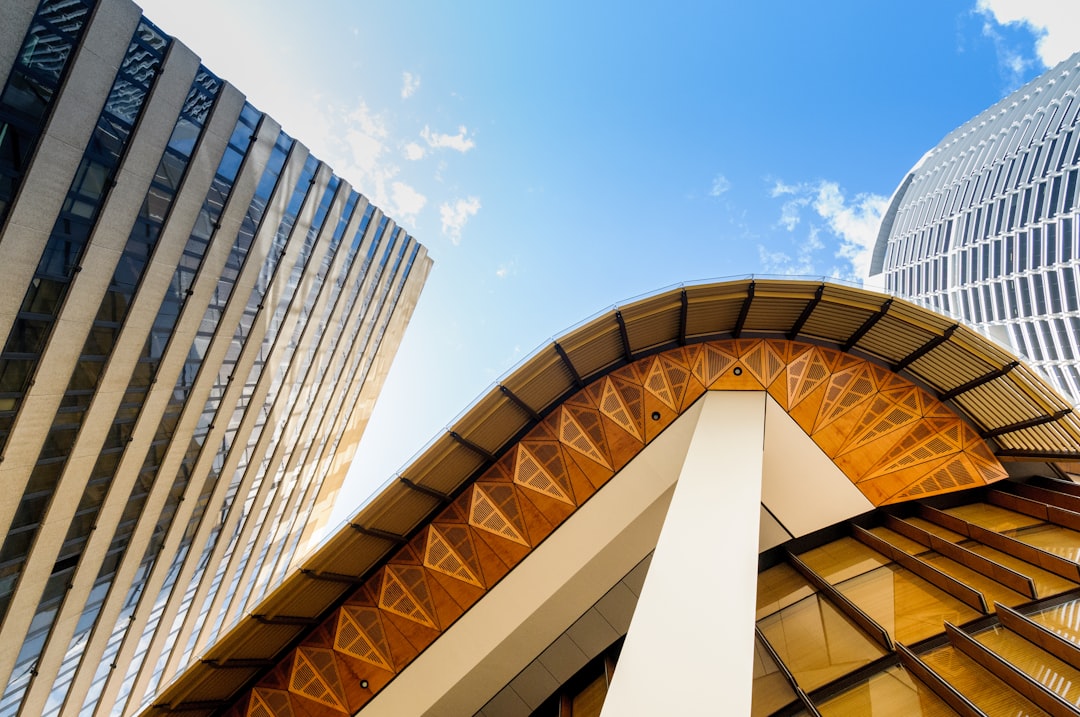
[870,52,1080,404]
[0,1,430,715]
[144,279,1080,716]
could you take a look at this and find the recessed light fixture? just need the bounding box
[651,411,661,421]
[733,366,743,376]
[360,680,369,689]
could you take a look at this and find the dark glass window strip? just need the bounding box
[0,0,96,231]
[270,239,421,589]
[0,15,169,622]
[137,154,326,697]
[211,192,364,626]
[258,230,412,595]
[239,215,390,601]
[94,133,302,716]
[229,195,372,614]
[32,67,222,717]
[186,178,347,655]
[72,103,262,717]
[0,16,169,715]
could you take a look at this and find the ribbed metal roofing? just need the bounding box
[144,278,1080,715]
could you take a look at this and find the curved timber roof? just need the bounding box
[144,277,1080,715]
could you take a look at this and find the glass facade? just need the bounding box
[0,1,431,715]
[871,52,1080,403]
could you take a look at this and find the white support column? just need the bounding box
[602,391,765,716]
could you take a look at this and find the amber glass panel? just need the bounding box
[965,543,1077,597]
[752,637,796,717]
[918,553,1027,608]
[867,526,928,556]
[836,564,981,643]
[975,624,1080,705]
[757,594,886,690]
[798,537,890,584]
[921,644,1051,716]
[1010,523,1080,562]
[944,503,1043,532]
[1030,597,1080,644]
[816,665,956,716]
[906,517,966,542]
[757,562,814,620]
[571,673,607,717]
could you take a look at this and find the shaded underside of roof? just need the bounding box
[144,278,1080,715]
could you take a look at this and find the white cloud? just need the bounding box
[404,142,426,160]
[778,196,810,231]
[401,71,420,99]
[709,174,732,197]
[813,182,890,280]
[766,179,889,281]
[496,261,516,279]
[769,180,799,197]
[440,197,481,245]
[389,181,427,223]
[422,125,476,153]
[976,0,1078,68]
[759,226,824,276]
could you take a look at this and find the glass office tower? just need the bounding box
[0,0,431,714]
[870,52,1080,403]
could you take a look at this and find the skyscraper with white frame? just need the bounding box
[870,52,1080,403]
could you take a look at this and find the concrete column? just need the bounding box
[602,391,765,716]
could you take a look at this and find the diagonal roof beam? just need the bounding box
[892,324,958,373]
[499,384,542,423]
[788,284,824,340]
[251,614,320,626]
[678,289,688,346]
[553,341,584,388]
[939,362,1019,401]
[732,281,755,339]
[350,523,407,545]
[843,298,891,352]
[399,476,451,503]
[448,430,496,462]
[981,409,1073,440]
[615,310,633,363]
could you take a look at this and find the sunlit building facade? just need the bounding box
[870,52,1080,403]
[0,0,430,715]
[145,280,1080,717]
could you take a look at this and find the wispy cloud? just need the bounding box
[422,125,476,153]
[709,174,732,197]
[401,71,420,99]
[765,179,889,281]
[390,181,427,224]
[404,142,425,161]
[440,197,481,245]
[496,260,516,279]
[976,0,1077,68]
[760,226,824,276]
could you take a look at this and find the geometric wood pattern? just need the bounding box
[224,339,1009,717]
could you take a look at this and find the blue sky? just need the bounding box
[136,0,1078,528]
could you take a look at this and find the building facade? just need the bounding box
[0,1,430,715]
[870,52,1080,404]
[144,279,1080,716]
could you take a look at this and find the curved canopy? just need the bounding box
[145,278,1080,715]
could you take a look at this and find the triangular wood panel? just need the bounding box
[424,525,485,587]
[469,483,531,546]
[334,606,394,671]
[290,647,347,712]
[558,407,613,470]
[379,566,438,629]
[248,688,294,717]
